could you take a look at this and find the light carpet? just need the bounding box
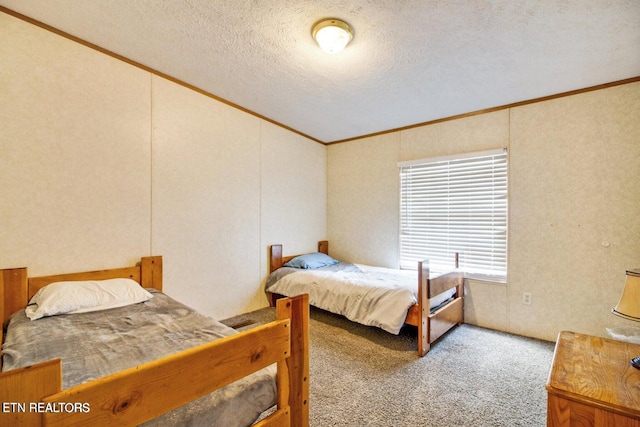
[222,306,555,426]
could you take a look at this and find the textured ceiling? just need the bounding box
[2,1,639,143]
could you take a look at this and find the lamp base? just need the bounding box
[607,326,640,344]
[631,357,640,370]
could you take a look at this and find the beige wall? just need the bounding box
[328,83,640,341]
[1,12,152,274]
[4,10,639,341]
[508,83,640,340]
[327,133,401,267]
[0,12,326,320]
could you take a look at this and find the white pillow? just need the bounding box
[25,278,153,320]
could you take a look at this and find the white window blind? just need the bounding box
[399,149,508,281]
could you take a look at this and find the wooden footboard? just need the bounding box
[415,261,464,357]
[0,257,309,427]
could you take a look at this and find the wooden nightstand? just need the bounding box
[546,331,640,426]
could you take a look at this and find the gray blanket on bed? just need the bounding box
[2,290,276,426]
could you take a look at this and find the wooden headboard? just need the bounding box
[0,256,162,326]
[270,241,328,273]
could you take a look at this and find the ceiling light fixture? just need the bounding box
[312,18,354,54]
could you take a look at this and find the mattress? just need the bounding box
[2,289,276,427]
[266,262,455,335]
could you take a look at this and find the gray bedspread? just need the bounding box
[2,290,276,426]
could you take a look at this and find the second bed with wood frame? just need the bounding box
[268,241,464,357]
[0,256,309,427]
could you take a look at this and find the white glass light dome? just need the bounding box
[312,19,354,54]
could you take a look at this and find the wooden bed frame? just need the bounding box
[269,241,463,357]
[0,256,309,427]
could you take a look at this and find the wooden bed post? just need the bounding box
[0,359,62,427]
[318,240,328,255]
[0,267,28,369]
[140,256,163,291]
[270,244,283,273]
[0,267,28,327]
[417,261,430,357]
[268,246,284,307]
[276,294,310,427]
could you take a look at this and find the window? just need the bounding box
[398,148,507,281]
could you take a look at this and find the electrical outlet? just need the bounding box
[522,292,532,305]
